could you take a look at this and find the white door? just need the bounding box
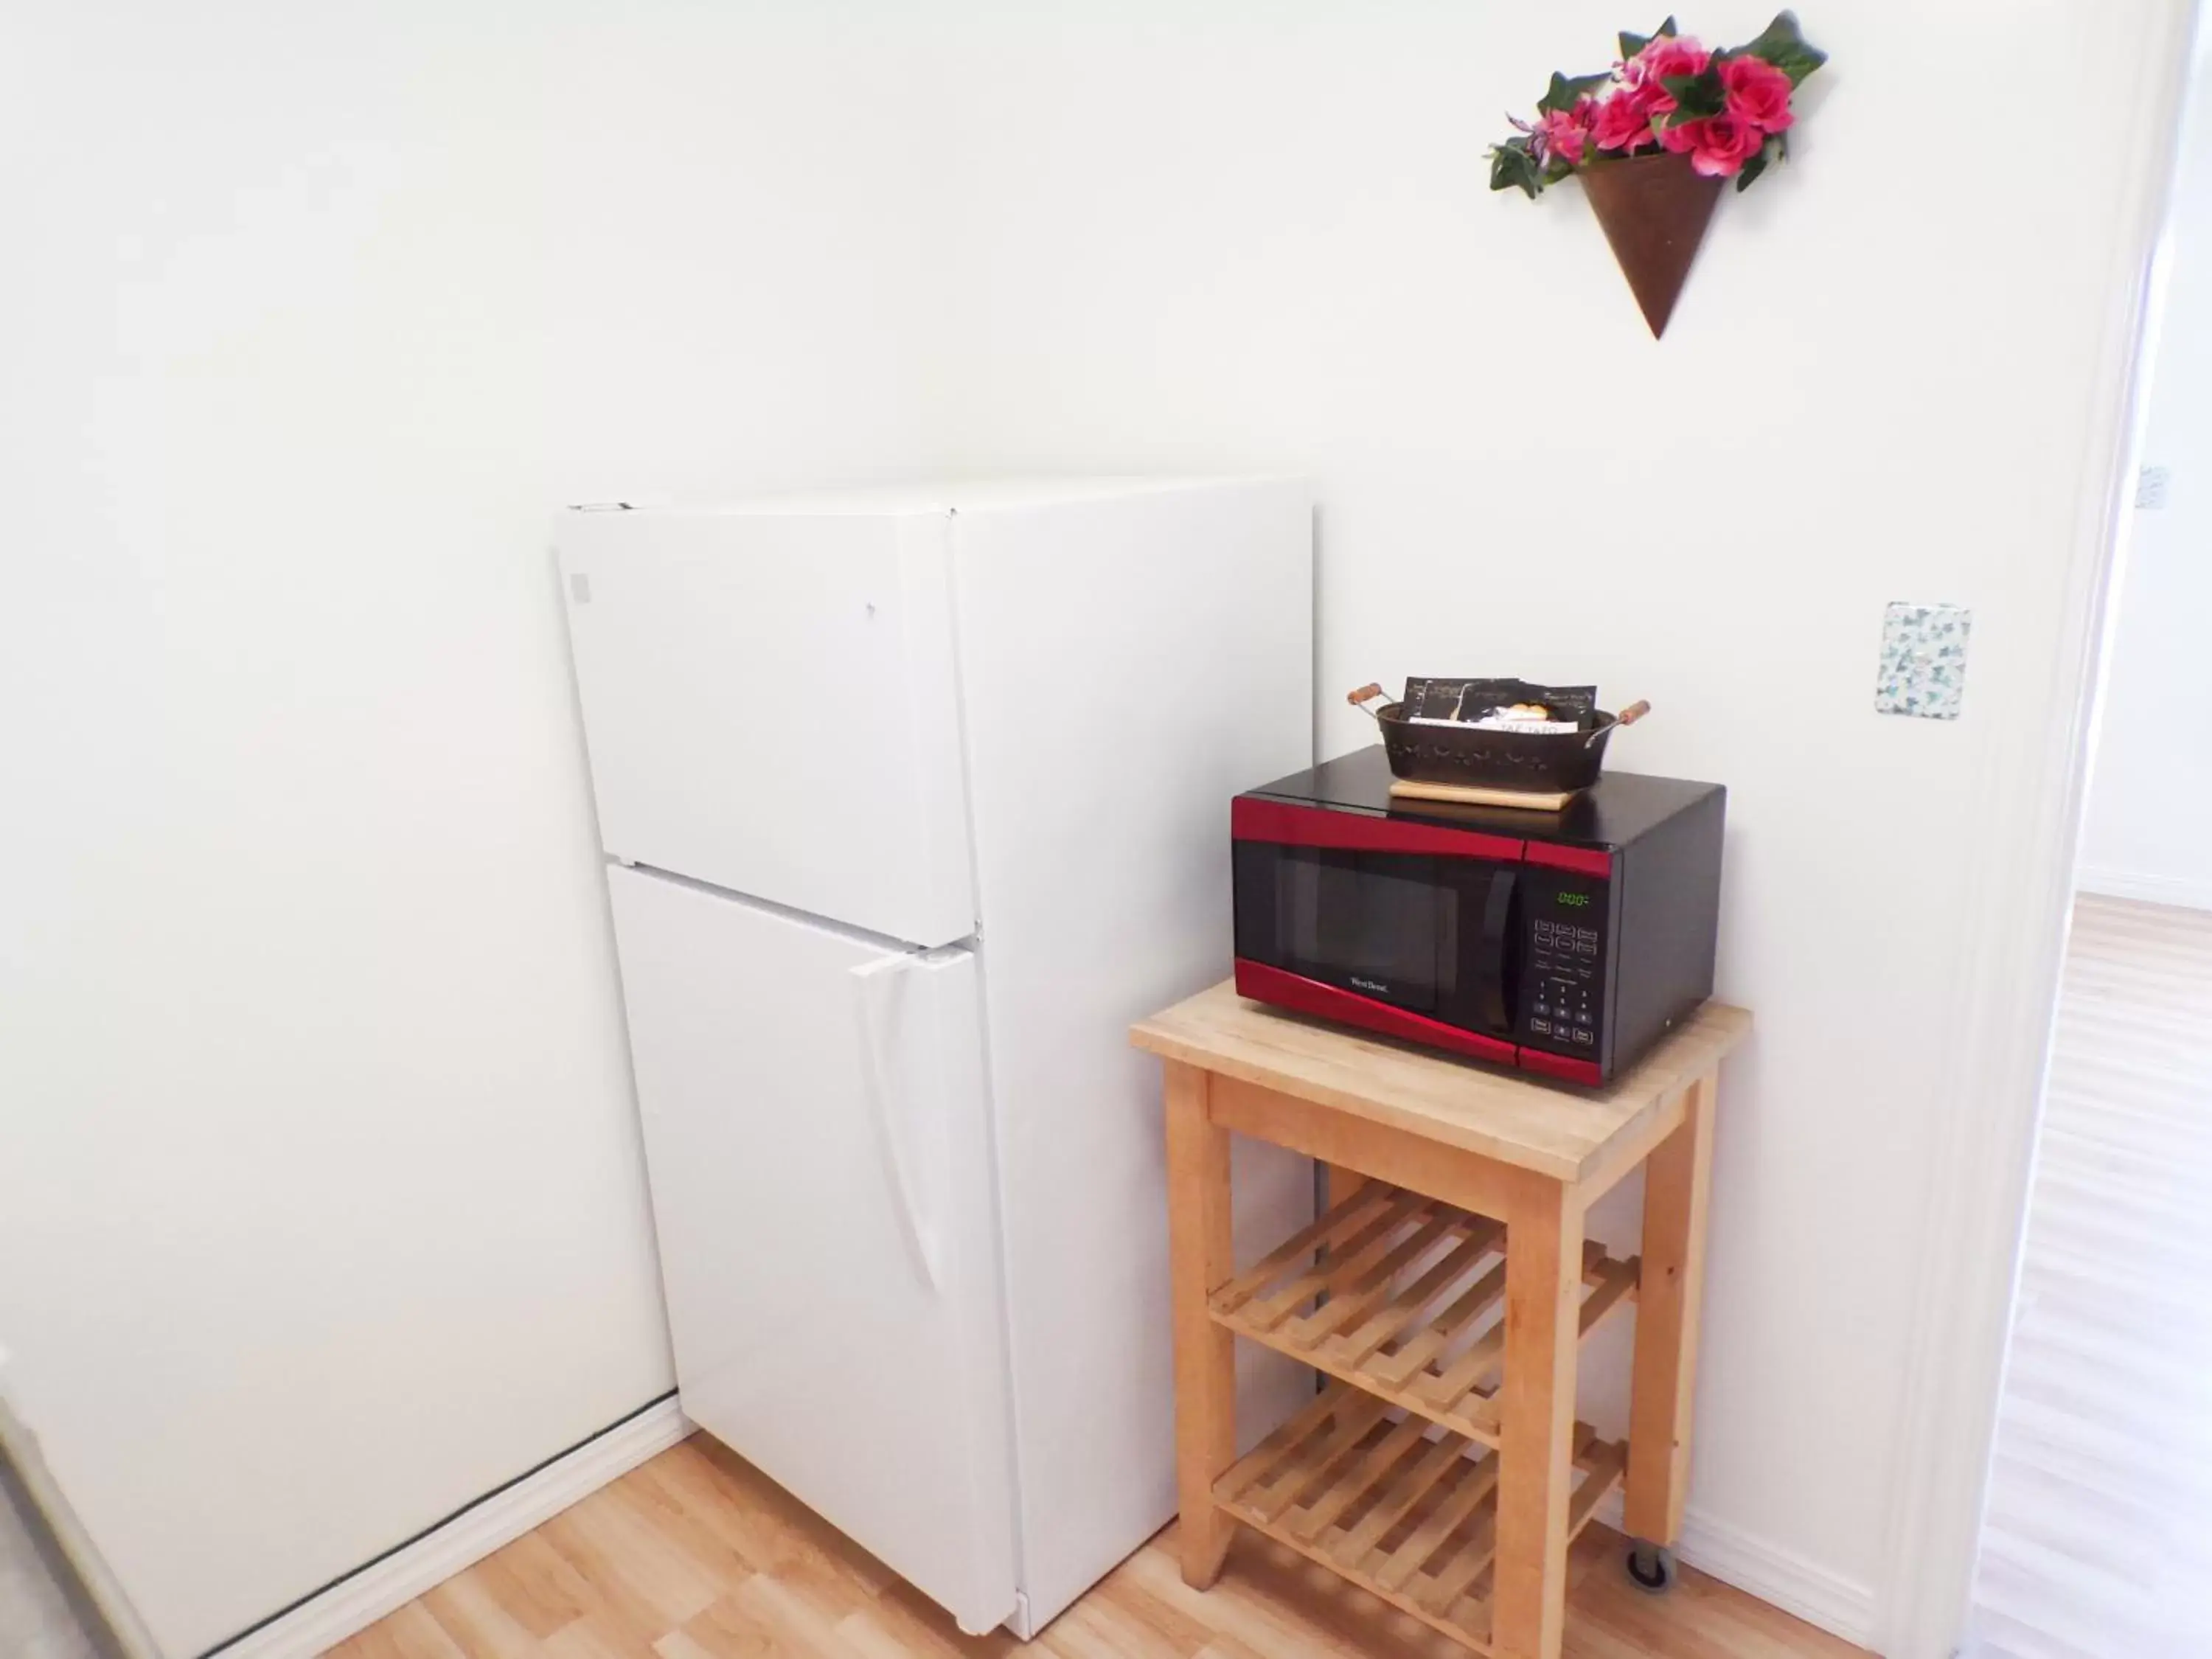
[560,508,975,947]
[605,865,1018,1635]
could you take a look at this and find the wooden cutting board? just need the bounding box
[1386,777,1584,812]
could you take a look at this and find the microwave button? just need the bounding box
[1572,1026,1594,1046]
[1530,1018,1552,1035]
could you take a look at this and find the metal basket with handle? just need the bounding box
[1348,683,1651,794]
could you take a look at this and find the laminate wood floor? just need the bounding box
[336,1435,1865,1659]
[1969,895,2212,1658]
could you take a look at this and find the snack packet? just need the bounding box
[1400,678,1597,732]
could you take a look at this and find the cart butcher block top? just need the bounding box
[1131,981,1750,1184]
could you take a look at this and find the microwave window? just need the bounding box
[1275,849,1453,1012]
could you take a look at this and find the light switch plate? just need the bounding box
[1876,602,1971,720]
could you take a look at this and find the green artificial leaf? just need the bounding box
[1737,10,1829,86]
[1660,66,1728,121]
[1489,139,1543,198]
[1736,131,1785,192]
[1537,69,1613,113]
[1620,15,1681,58]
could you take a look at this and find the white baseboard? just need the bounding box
[2074,864,2212,912]
[208,1399,694,1659]
[1593,1491,1877,1649]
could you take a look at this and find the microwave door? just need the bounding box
[1273,847,1446,1013]
[1245,842,1520,1038]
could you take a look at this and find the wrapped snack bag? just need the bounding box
[1401,678,1596,733]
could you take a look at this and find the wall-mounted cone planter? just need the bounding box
[1580,152,1725,338]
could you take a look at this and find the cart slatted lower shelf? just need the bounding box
[1214,1384,1626,1654]
[1208,1181,1639,1446]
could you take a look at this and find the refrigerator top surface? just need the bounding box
[566,475,1302,522]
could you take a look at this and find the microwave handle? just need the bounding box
[1476,866,1519,1033]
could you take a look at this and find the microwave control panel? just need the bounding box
[1520,869,1607,1054]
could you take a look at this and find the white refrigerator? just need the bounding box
[556,479,1316,1637]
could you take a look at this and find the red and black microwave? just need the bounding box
[1231,747,1725,1084]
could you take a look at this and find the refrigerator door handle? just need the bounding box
[851,950,943,1295]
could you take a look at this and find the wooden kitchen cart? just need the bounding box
[1131,983,1750,1659]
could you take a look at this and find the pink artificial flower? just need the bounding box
[1721,54,1795,133]
[1660,111,1767,178]
[1535,98,1596,167]
[1621,34,1708,86]
[1658,115,1702,154]
[1593,83,1663,154]
[1632,35,1711,114]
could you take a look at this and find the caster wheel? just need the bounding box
[1626,1540,1676,1595]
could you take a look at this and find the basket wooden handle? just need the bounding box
[1347,683,1385,707]
[1584,698,1653,749]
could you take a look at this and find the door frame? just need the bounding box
[1873,7,2201,1655]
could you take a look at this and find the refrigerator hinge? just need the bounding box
[566,501,634,512]
[1009,1590,1033,1639]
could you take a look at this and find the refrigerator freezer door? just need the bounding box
[561,509,975,947]
[605,866,1017,1635]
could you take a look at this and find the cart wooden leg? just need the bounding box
[1624,1071,1718,1548]
[1164,1060,1239,1589]
[1493,1175,1584,1659]
[1325,1163,1367,1208]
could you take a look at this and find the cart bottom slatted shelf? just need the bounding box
[1216,1384,1625,1653]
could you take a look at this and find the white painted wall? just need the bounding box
[0,2,2183,1654]
[2080,68,2212,912]
[923,1,2181,1639]
[0,6,956,1654]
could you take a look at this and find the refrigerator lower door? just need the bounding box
[606,866,1017,1635]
